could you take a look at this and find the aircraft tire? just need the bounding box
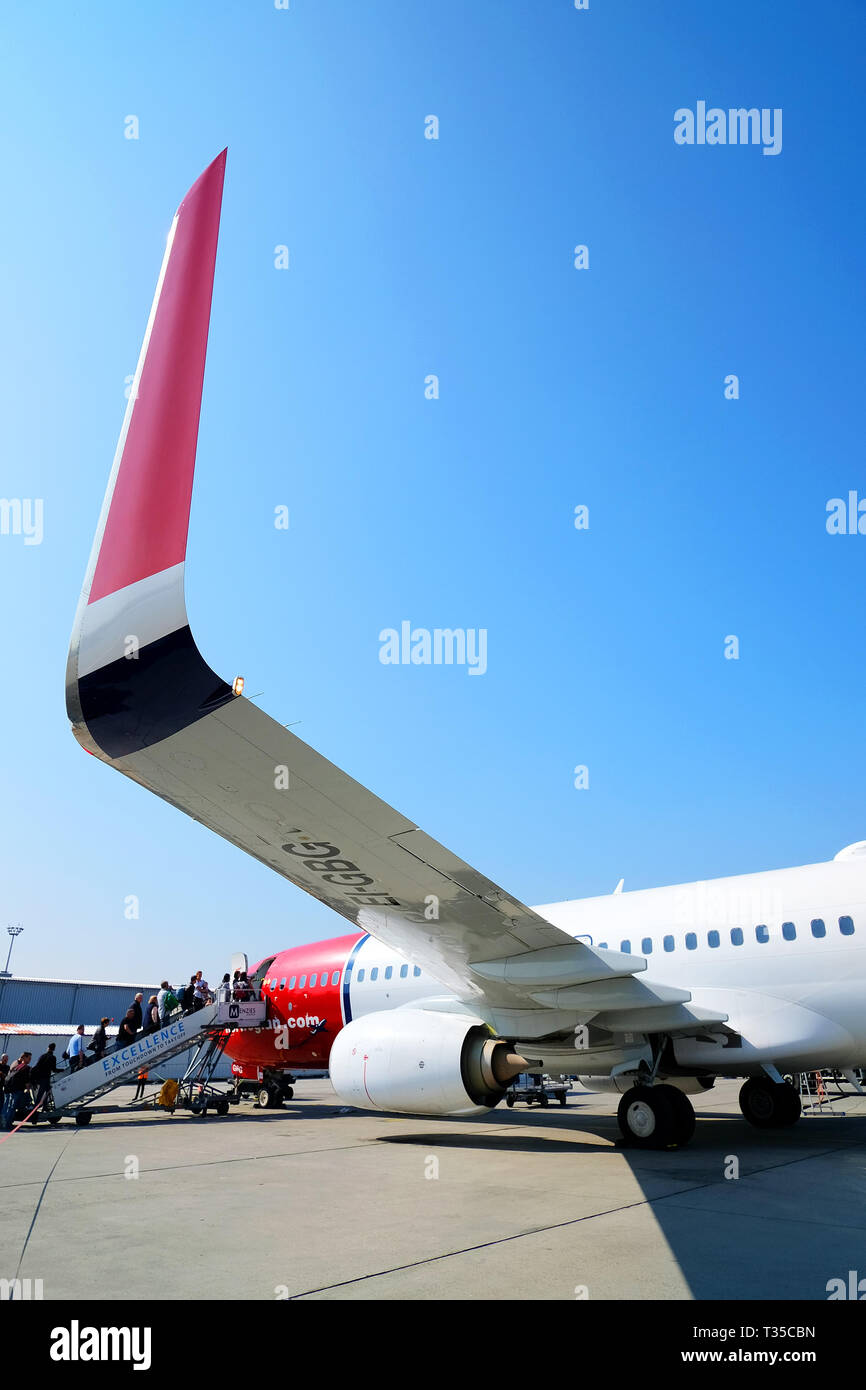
[617,1085,691,1149]
[660,1084,696,1145]
[739,1077,801,1128]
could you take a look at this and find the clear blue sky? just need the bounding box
[1,1,864,982]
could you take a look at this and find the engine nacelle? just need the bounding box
[578,1074,715,1095]
[329,1009,526,1116]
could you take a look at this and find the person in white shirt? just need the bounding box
[218,974,232,1003]
[156,980,172,1023]
[66,1025,87,1072]
[192,971,210,1011]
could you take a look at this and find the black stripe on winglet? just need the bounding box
[77,624,235,759]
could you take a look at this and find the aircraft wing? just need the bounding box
[66,153,725,1039]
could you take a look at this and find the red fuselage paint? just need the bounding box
[225,932,361,1079]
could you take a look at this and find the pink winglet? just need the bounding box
[89,149,227,605]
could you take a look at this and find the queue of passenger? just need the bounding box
[1,967,260,1127]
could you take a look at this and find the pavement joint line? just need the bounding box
[647,1198,866,1234]
[8,1129,80,1294]
[0,1124,859,1196]
[286,1139,866,1298]
[0,1138,385,1189]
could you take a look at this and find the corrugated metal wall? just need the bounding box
[0,977,159,1027]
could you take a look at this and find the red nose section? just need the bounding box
[89,149,227,605]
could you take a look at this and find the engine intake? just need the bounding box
[329,1009,527,1116]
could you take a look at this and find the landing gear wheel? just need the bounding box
[74,1111,92,1127]
[47,1115,61,1126]
[540,1094,549,1108]
[617,1085,693,1149]
[663,1085,696,1146]
[739,1077,801,1128]
[506,1095,515,1108]
[559,1094,568,1108]
[281,1086,294,1101]
[258,1085,282,1109]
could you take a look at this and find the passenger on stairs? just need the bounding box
[192,971,210,1010]
[116,1009,138,1049]
[88,1017,110,1062]
[31,1044,57,1106]
[157,981,178,1023]
[66,1024,87,1072]
[142,996,160,1034]
[129,993,144,1031]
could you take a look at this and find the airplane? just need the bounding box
[65,150,866,1150]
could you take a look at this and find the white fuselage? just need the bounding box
[341,846,866,1076]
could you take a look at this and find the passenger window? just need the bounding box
[811,918,826,938]
[399,964,408,978]
[357,969,365,982]
[299,975,306,988]
[641,937,652,954]
[663,935,674,952]
[332,971,340,985]
[782,922,796,941]
[840,916,855,936]
[370,968,378,981]
[731,928,743,946]
[289,976,296,989]
[685,933,697,950]
[707,931,720,948]
[280,978,286,989]
[620,940,631,954]
[384,966,393,980]
[413,966,421,977]
[756,925,769,943]
[309,974,317,987]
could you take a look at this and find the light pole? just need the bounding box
[2,925,23,976]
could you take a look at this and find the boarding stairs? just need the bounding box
[45,999,267,1120]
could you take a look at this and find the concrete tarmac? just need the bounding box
[2,1078,865,1301]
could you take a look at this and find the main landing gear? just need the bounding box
[738,1076,801,1128]
[617,1084,696,1150]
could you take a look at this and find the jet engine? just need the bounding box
[329,1009,528,1116]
